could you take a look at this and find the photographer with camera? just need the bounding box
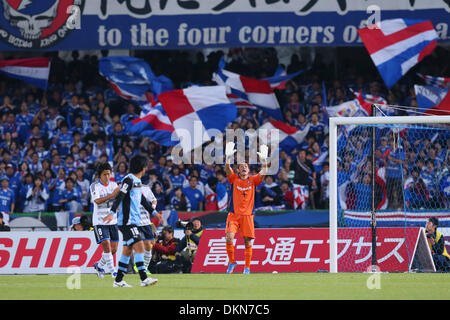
[425,217,450,272]
[148,225,181,274]
[174,217,204,273]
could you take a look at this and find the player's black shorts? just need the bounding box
[138,224,155,241]
[93,224,119,244]
[118,225,143,247]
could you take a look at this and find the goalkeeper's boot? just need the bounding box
[141,277,158,287]
[94,262,105,279]
[226,262,237,274]
[133,263,138,273]
[113,280,132,287]
[243,267,251,274]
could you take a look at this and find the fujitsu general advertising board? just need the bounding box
[191,228,422,273]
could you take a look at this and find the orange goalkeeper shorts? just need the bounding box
[225,213,255,239]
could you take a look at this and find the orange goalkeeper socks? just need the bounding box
[226,242,235,264]
[244,245,252,269]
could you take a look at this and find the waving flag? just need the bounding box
[0,57,50,90]
[325,96,372,134]
[226,93,256,109]
[258,121,310,154]
[205,182,228,211]
[350,89,393,116]
[358,19,438,88]
[99,56,173,103]
[263,66,307,90]
[325,96,372,118]
[414,85,450,115]
[157,86,237,153]
[213,61,282,120]
[293,184,309,210]
[417,73,450,89]
[127,104,178,146]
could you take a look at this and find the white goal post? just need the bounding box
[329,115,450,273]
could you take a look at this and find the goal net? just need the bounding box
[329,115,450,273]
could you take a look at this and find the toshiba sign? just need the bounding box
[0,232,118,274]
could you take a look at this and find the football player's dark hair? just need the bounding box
[97,162,112,176]
[129,154,148,174]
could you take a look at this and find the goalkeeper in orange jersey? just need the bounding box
[224,142,269,274]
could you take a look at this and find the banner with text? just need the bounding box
[0,1,449,51]
[191,227,421,273]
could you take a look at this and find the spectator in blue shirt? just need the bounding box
[151,181,167,212]
[28,152,42,175]
[183,176,204,211]
[55,121,73,157]
[0,176,15,216]
[386,139,406,209]
[70,115,87,136]
[170,187,191,211]
[120,103,138,125]
[308,112,326,145]
[16,102,34,143]
[169,165,186,191]
[197,164,215,185]
[114,161,128,183]
[4,164,20,197]
[59,178,82,213]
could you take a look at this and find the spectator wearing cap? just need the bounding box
[425,217,450,272]
[0,212,10,231]
[0,176,15,220]
[70,216,83,231]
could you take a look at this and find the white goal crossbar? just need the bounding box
[329,116,450,273]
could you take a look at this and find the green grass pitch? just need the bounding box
[0,273,448,300]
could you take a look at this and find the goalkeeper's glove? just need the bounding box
[257,144,269,164]
[225,141,236,161]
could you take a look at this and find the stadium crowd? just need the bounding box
[0,46,448,220]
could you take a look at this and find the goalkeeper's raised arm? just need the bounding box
[224,141,236,176]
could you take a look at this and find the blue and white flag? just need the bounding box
[99,56,173,103]
[414,85,450,115]
[157,86,237,153]
[128,104,178,147]
[0,57,50,90]
[358,19,438,88]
